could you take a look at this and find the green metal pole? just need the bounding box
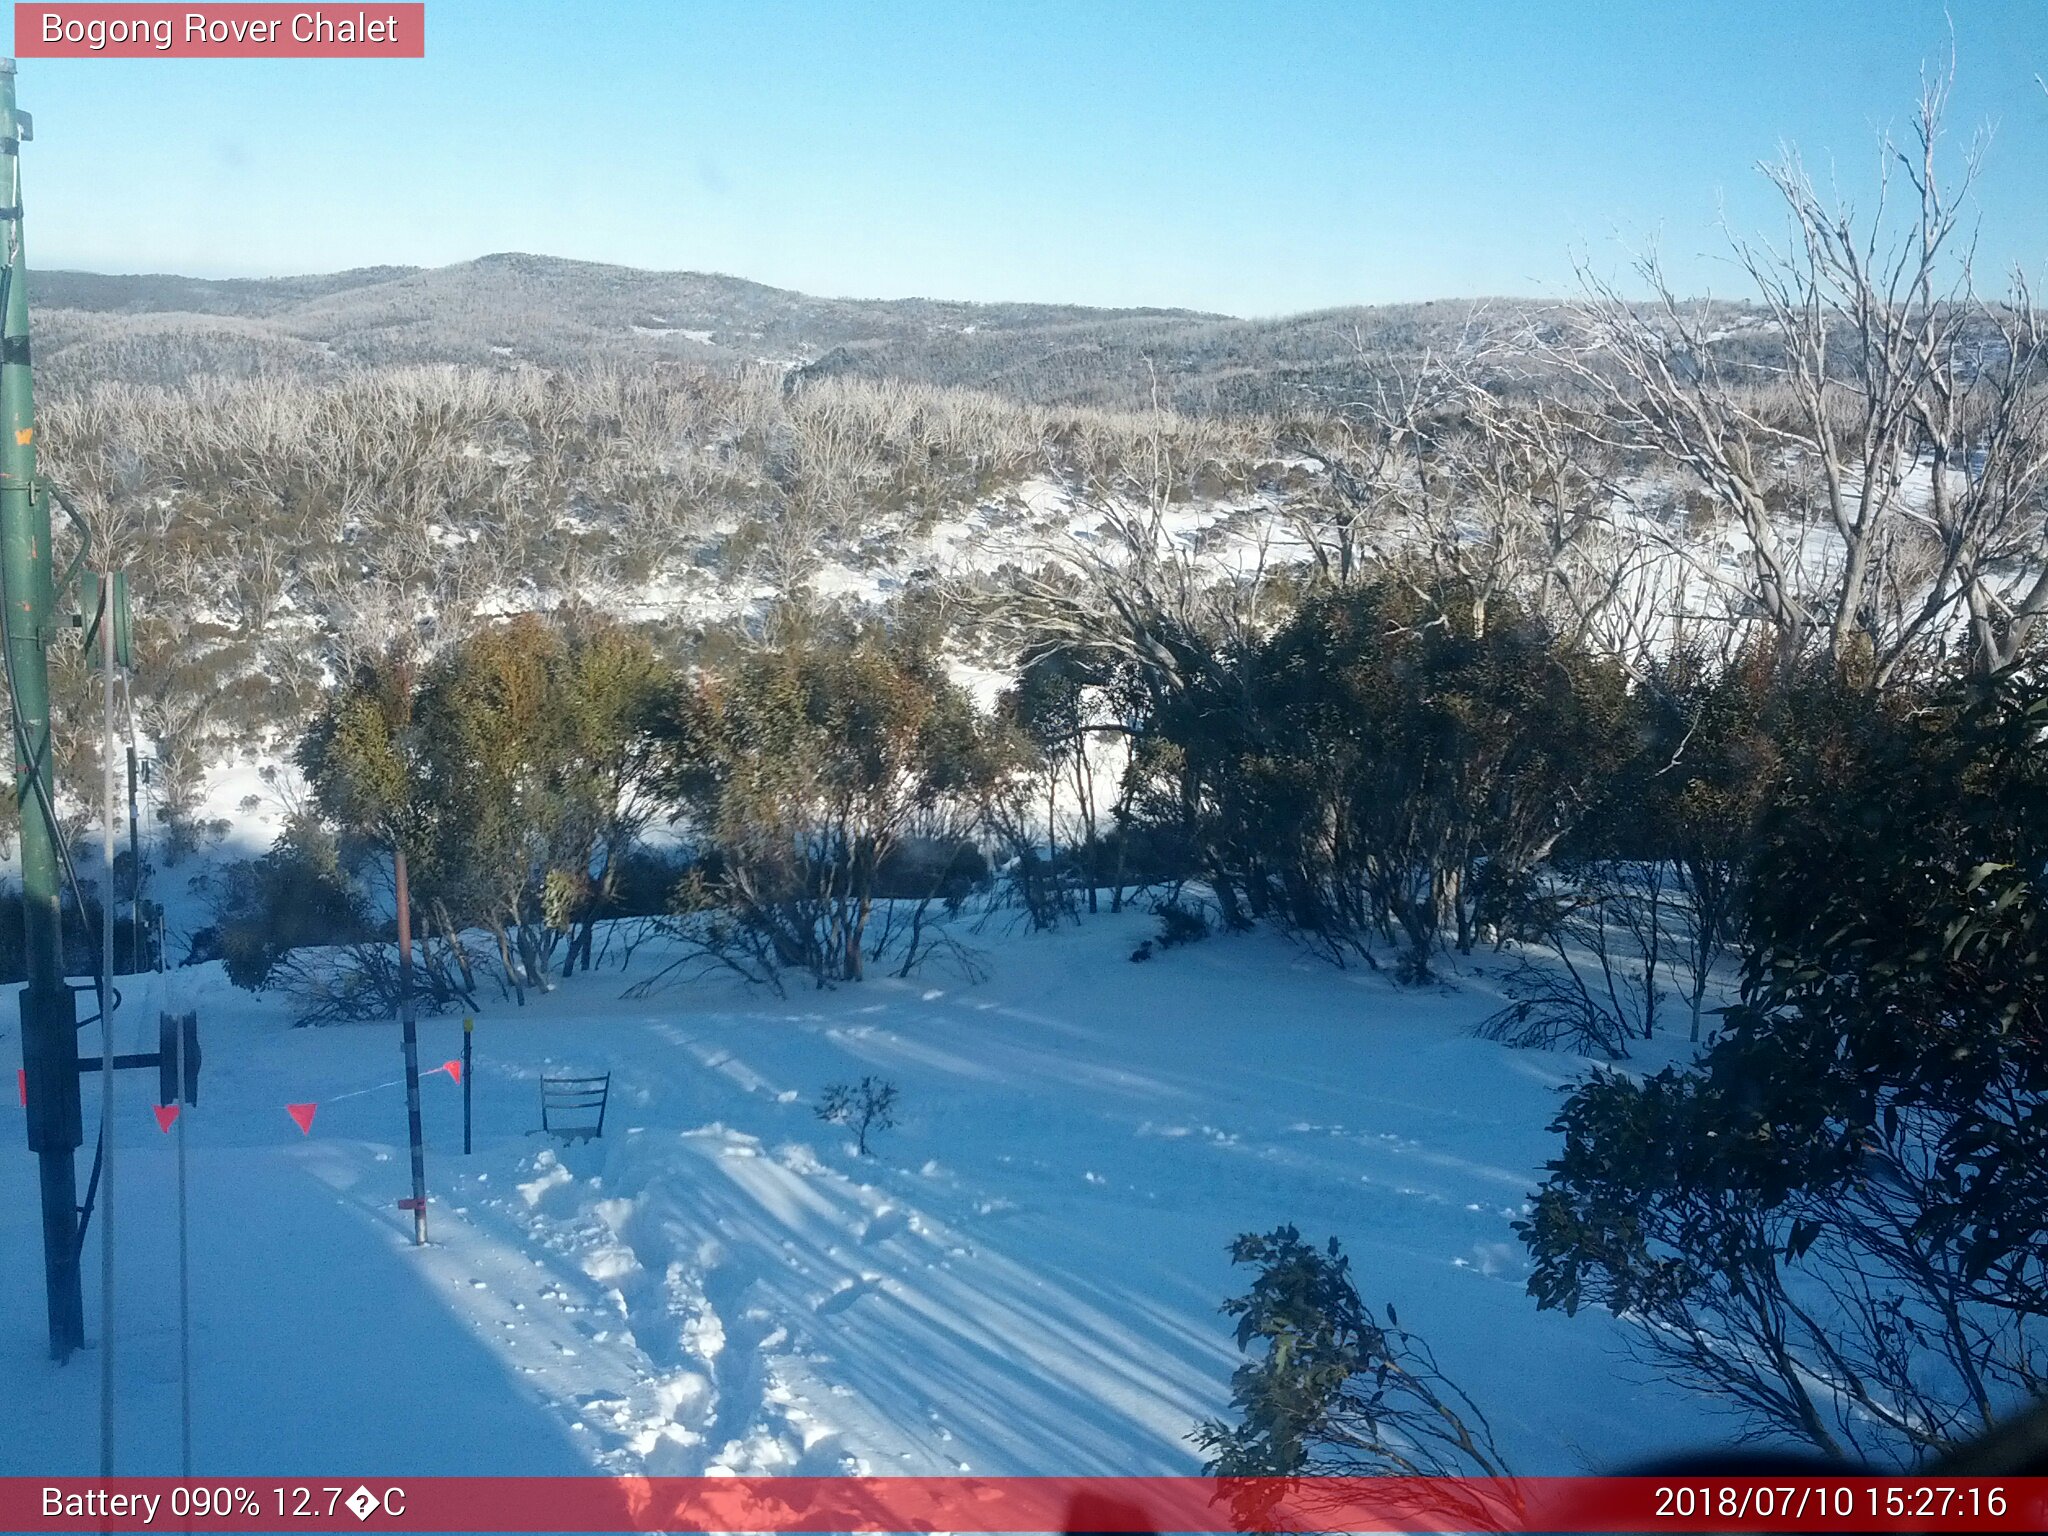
[0,57,84,1362]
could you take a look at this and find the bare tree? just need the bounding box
[1005,384,1269,708]
[1276,363,1449,589]
[1555,71,2047,686]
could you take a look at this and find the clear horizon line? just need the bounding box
[27,251,1700,325]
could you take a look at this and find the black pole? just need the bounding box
[462,1015,473,1156]
[394,847,427,1245]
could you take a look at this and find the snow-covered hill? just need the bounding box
[0,910,1722,1478]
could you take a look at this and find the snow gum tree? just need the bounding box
[289,648,477,1020]
[1136,577,1636,980]
[297,649,428,860]
[280,613,671,1015]
[210,812,370,992]
[1521,669,2048,1465]
[656,629,1017,989]
[412,617,572,1003]
[546,614,672,976]
[996,643,1141,919]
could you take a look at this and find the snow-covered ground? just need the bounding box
[0,910,1722,1479]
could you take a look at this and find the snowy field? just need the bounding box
[0,910,1723,1479]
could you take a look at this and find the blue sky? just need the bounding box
[7,1,2046,315]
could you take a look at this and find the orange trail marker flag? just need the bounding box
[286,1103,317,1136]
[440,1059,462,1085]
[153,1105,179,1133]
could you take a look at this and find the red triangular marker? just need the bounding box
[440,1059,462,1085]
[153,1104,179,1133]
[286,1102,318,1136]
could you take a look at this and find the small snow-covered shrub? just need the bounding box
[1131,895,1210,961]
[1154,897,1210,948]
[815,1076,900,1156]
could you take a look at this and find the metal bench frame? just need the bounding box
[539,1071,611,1143]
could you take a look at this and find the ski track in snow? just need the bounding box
[0,911,1721,1478]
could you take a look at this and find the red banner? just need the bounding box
[3,1476,2046,1532]
[13,5,425,58]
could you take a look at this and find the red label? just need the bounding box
[0,1477,2044,1532]
[152,1103,178,1132]
[14,5,425,58]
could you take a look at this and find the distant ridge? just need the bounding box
[28,252,1558,411]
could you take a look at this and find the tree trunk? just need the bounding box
[491,920,526,1006]
[847,894,870,982]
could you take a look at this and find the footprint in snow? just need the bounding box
[814,1276,881,1316]
[858,1207,910,1245]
